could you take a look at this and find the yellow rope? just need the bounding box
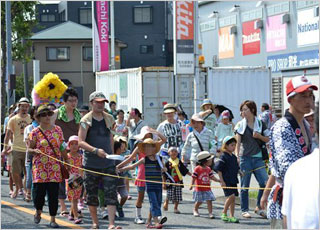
[1,143,271,191]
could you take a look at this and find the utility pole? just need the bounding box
[22,38,29,97]
[6,1,14,107]
[110,0,115,70]
[194,1,200,113]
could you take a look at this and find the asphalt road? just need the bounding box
[1,173,270,229]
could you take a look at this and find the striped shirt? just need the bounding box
[145,156,163,190]
[181,127,215,162]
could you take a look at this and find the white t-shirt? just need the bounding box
[157,120,183,151]
[281,148,319,230]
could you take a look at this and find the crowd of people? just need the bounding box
[1,75,319,229]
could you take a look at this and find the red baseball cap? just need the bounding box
[286,76,318,98]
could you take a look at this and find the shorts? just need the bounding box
[11,151,25,174]
[223,184,239,197]
[58,180,66,199]
[137,186,145,193]
[193,191,216,202]
[167,185,183,202]
[117,186,128,198]
[84,167,117,207]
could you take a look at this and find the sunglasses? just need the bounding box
[39,111,54,117]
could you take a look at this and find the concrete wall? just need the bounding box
[199,1,319,78]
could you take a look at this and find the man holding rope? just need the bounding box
[78,91,121,229]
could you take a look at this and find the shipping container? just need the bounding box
[96,67,206,128]
[280,65,319,115]
[207,67,272,123]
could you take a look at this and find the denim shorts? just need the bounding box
[137,186,145,193]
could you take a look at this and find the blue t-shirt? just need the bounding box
[214,152,239,185]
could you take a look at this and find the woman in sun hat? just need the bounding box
[199,99,217,135]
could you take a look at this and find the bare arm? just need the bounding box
[235,133,241,157]
[120,157,145,172]
[217,171,226,187]
[199,109,213,118]
[283,215,287,229]
[189,177,196,190]
[260,175,275,209]
[253,132,270,143]
[2,129,13,154]
[117,147,139,168]
[126,117,132,127]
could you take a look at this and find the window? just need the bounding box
[140,45,153,54]
[79,8,92,24]
[40,14,56,22]
[60,10,66,22]
[133,6,152,24]
[83,47,92,61]
[46,47,70,61]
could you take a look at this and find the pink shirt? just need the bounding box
[135,152,146,187]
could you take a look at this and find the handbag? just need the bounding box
[38,128,70,180]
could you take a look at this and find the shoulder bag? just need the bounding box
[38,128,70,180]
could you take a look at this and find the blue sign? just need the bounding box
[267,49,319,73]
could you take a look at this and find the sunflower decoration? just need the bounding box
[34,72,68,99]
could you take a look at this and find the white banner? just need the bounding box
[297,8,319,47]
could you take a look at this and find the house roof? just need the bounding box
[31,21,92,40]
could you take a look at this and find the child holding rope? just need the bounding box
[190,151,220,218]
[66,136,83,224]
[119,138,168,229]
[214,136,239,223]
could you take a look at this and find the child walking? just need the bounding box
[66,136,83,224]
[163,147,191,214]
[119,138,167,229]
[215,110,234,153]
[116,127,166,225]
[214,136,239,223]
[190,151,220,218]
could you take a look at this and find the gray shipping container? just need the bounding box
[96,67,206,128]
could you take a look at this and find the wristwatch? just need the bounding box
[92,148,98,155]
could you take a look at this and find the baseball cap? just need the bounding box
[221,110,230,119]
[89,91,109,103]
[286,76,318,98]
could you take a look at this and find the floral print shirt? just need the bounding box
[30,126,66,183]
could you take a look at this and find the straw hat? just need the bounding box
[200,99,215,111]
[163,103,177,114]
[137,138,161,154]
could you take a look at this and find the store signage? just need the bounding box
[219,26,235,59]
[267,50,319,73]
[266,14,287,52]
[242,20,261,56]
[297,8,319,47]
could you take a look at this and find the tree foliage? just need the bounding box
[1,1,38,122]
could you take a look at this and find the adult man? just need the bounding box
[260,75,318,228]
[259,103,273,129]
[2,97,32,198]
[78,91,119,229]
[157,104,183,160]
[281,104,319,229]
[109,101,117,119]
[54,88,81,216]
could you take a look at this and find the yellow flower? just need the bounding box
[34,72,68,99]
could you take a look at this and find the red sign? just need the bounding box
[242,20,261,56]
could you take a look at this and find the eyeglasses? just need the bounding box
[39,111,54,117]
[67,99,78,103]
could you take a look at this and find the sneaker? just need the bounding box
[78,202,85,211]
[228,217,239,223]
[101,210,108,220]
[221,213,228,222]
[134,217,145,224]
[68,215,74,221]
[193,211,200,217]
[117,206,124,218]
[242,212,251,218]
[209,214,215,219]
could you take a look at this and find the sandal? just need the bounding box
[228,217,239,223]
[193,211,200,217]
[108,225,122,229]
[34,213,41,224]
[209,214,215,219]
[255,209,267,219]
[91,224,99,229]
[159,216,167,225]
[24,193,32,202]
[10,191,18,199]
[59,211,69,217]
[242,212,251,218]
[74,218,83,224]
